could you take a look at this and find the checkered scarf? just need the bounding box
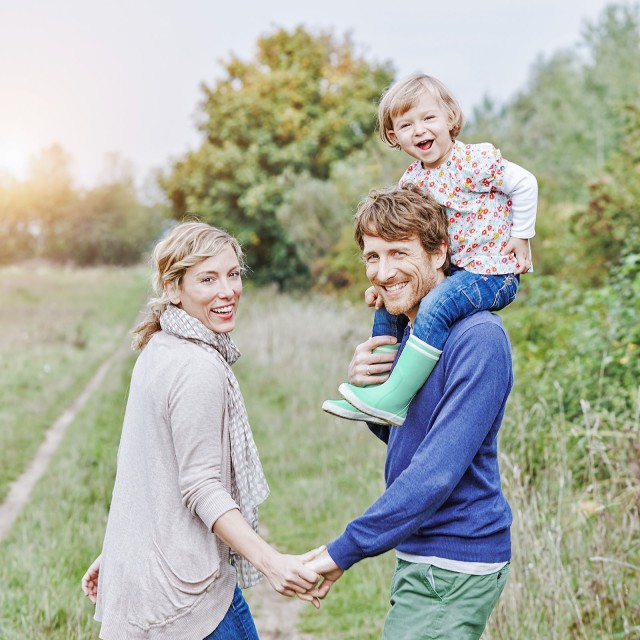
[160,304,269,588]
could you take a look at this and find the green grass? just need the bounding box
[0,264,150,501]
[0,351,135,639]
[235,290,394,638]
[1,272,637,639]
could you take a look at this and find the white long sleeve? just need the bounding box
[502,161,538,238]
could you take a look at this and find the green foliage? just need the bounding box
[45,180,167,266]
[462,3,640,283]
[287,139,406,291]
[572,104,640,283]
[161,26,394,289]
[504,273,639,484]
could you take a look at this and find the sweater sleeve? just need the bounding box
[502,161,538,238]
[327,320,512,570]
[167,355,239,532]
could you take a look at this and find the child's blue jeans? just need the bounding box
[372,268,519,348]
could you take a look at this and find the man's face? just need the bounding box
[362,233,446,323]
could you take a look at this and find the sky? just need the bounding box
[0,0,623,188]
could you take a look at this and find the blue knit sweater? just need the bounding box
[328,312,513,570]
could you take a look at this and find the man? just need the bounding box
[307,184,513,639]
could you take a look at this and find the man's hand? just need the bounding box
[81,555,101,605]
[500,237,531,274]
[347,336,397,386]
[304,548,344,599]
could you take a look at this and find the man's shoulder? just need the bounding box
[448,312,510,348]
[442,313,513,384]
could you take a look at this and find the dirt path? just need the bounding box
[0,348,122,542]
[245,571,313,639]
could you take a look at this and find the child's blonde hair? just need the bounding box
[378,73,464,148]
[133,221,244,349]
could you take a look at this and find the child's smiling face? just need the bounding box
[388,91,454,169]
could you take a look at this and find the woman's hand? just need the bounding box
[261,547,323,608]
[347,336,397,386]
[213,510,322,606]
[81,555,101,605]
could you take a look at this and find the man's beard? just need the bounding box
[378,272,439,317]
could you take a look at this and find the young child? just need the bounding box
[324,73,537,426]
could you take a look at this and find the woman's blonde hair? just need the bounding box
[133,221,244,350]
[378,73,464,147]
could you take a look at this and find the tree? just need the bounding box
[67,179,167,266]
[0,146,167,266]
[161,26,394,288]
[574,104,640,283]
[26,144,78,256]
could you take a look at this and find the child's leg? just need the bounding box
[322,306,404,424]
[372,306,409,342]
[412,270,519,347]
[339,271,518,426]
[322,344,400,424]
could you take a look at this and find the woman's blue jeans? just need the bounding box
[203,585,259,640]
[372,268,519,348]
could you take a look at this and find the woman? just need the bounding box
[81,222,320,639]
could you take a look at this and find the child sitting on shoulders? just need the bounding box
[324,73,537,426]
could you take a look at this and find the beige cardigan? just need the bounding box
[95,331,240,639]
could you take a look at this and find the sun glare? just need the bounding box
[0,138,32,179]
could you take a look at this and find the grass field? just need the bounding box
[0,266,638,639]
[0,264,150,502]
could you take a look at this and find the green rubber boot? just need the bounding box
[339,335,441,426]
[322,398,389,425]
[322,344,400,425]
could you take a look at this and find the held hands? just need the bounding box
[303,548,344,600]
[262,545,344,609]
[81,547,342,610]
[500,237,531,275]
[262,546,325,609]
[81,555,101,605]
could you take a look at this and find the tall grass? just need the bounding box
[235,289,394,638]
[1,273,637,638]
[0,352,136,639]
[0,264,150,501]
[234,289,639,639]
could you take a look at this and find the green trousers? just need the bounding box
[382,559,510,640]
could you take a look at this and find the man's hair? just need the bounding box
[378,73,464,148]
[354,184,451,273]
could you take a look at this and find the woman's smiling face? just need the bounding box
[170,246,243,333]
